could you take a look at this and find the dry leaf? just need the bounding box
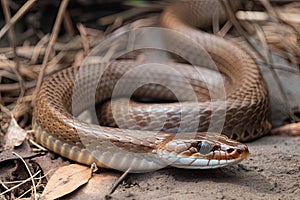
[41,164,92,199]
[63,172,119,200]
[4,117,27,150]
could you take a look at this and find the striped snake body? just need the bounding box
[32,0,271,172]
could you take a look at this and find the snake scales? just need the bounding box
[32,0,271,172]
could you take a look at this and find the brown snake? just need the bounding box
[32,0,271,172]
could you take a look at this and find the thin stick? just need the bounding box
[0,169,40,196]
[12,152,37,200]
[0,0,37,39]
[0,80,36,92]
[77,23,90,56]
[0,180,9,190]
[98,7,158,26]
[3,168,52,185]
[30,34,50,64]
[259,0,298,68]
[63,9,75,36]
[1,0,26,114]
[258,0,299,122]
[2,95,34,104]
[34,0,70,105]
[17,186,35,199]
[1,0,19,68]
[27,137,48,152]
[222,0,299,123]
[217,20,233,38]
[220,0,268,63]
[108,167,131,195]
[236,11,300,24]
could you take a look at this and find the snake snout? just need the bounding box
[224,144,249,160]
[157,138,249,169]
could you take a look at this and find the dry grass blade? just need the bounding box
[77,23,90,56]
[1,0,19,69]
[0,0,37,39]
[1,0,26,115]
[30,35,50,64]
[237,10,300,24]
[221,0,268,62]
[223,0,299,123]
[12,152,37,200]
[259,0,299,68]
[107,167,131,196]
[236,4,300,67]
[0,170,41,196]
[98,4,163,26]
[34,0,70,104]
[217,20,233,37]
[258,0,299,122]
[0,80,36,92]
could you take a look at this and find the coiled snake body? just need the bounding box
[33,0,271,172]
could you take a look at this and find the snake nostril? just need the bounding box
[236,149,242,155]
[227,148,243,157]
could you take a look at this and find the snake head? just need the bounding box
[157,132,249,169]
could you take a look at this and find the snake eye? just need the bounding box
[197,141,212,155]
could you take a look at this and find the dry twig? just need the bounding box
[34,0,70,103]
[0,0,37,39]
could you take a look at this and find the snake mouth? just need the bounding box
[157,134,249,169]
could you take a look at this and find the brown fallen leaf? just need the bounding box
[4,117,27,150]
[31,153,71,179]
[63,171,120,200]
[41,164,93,199]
